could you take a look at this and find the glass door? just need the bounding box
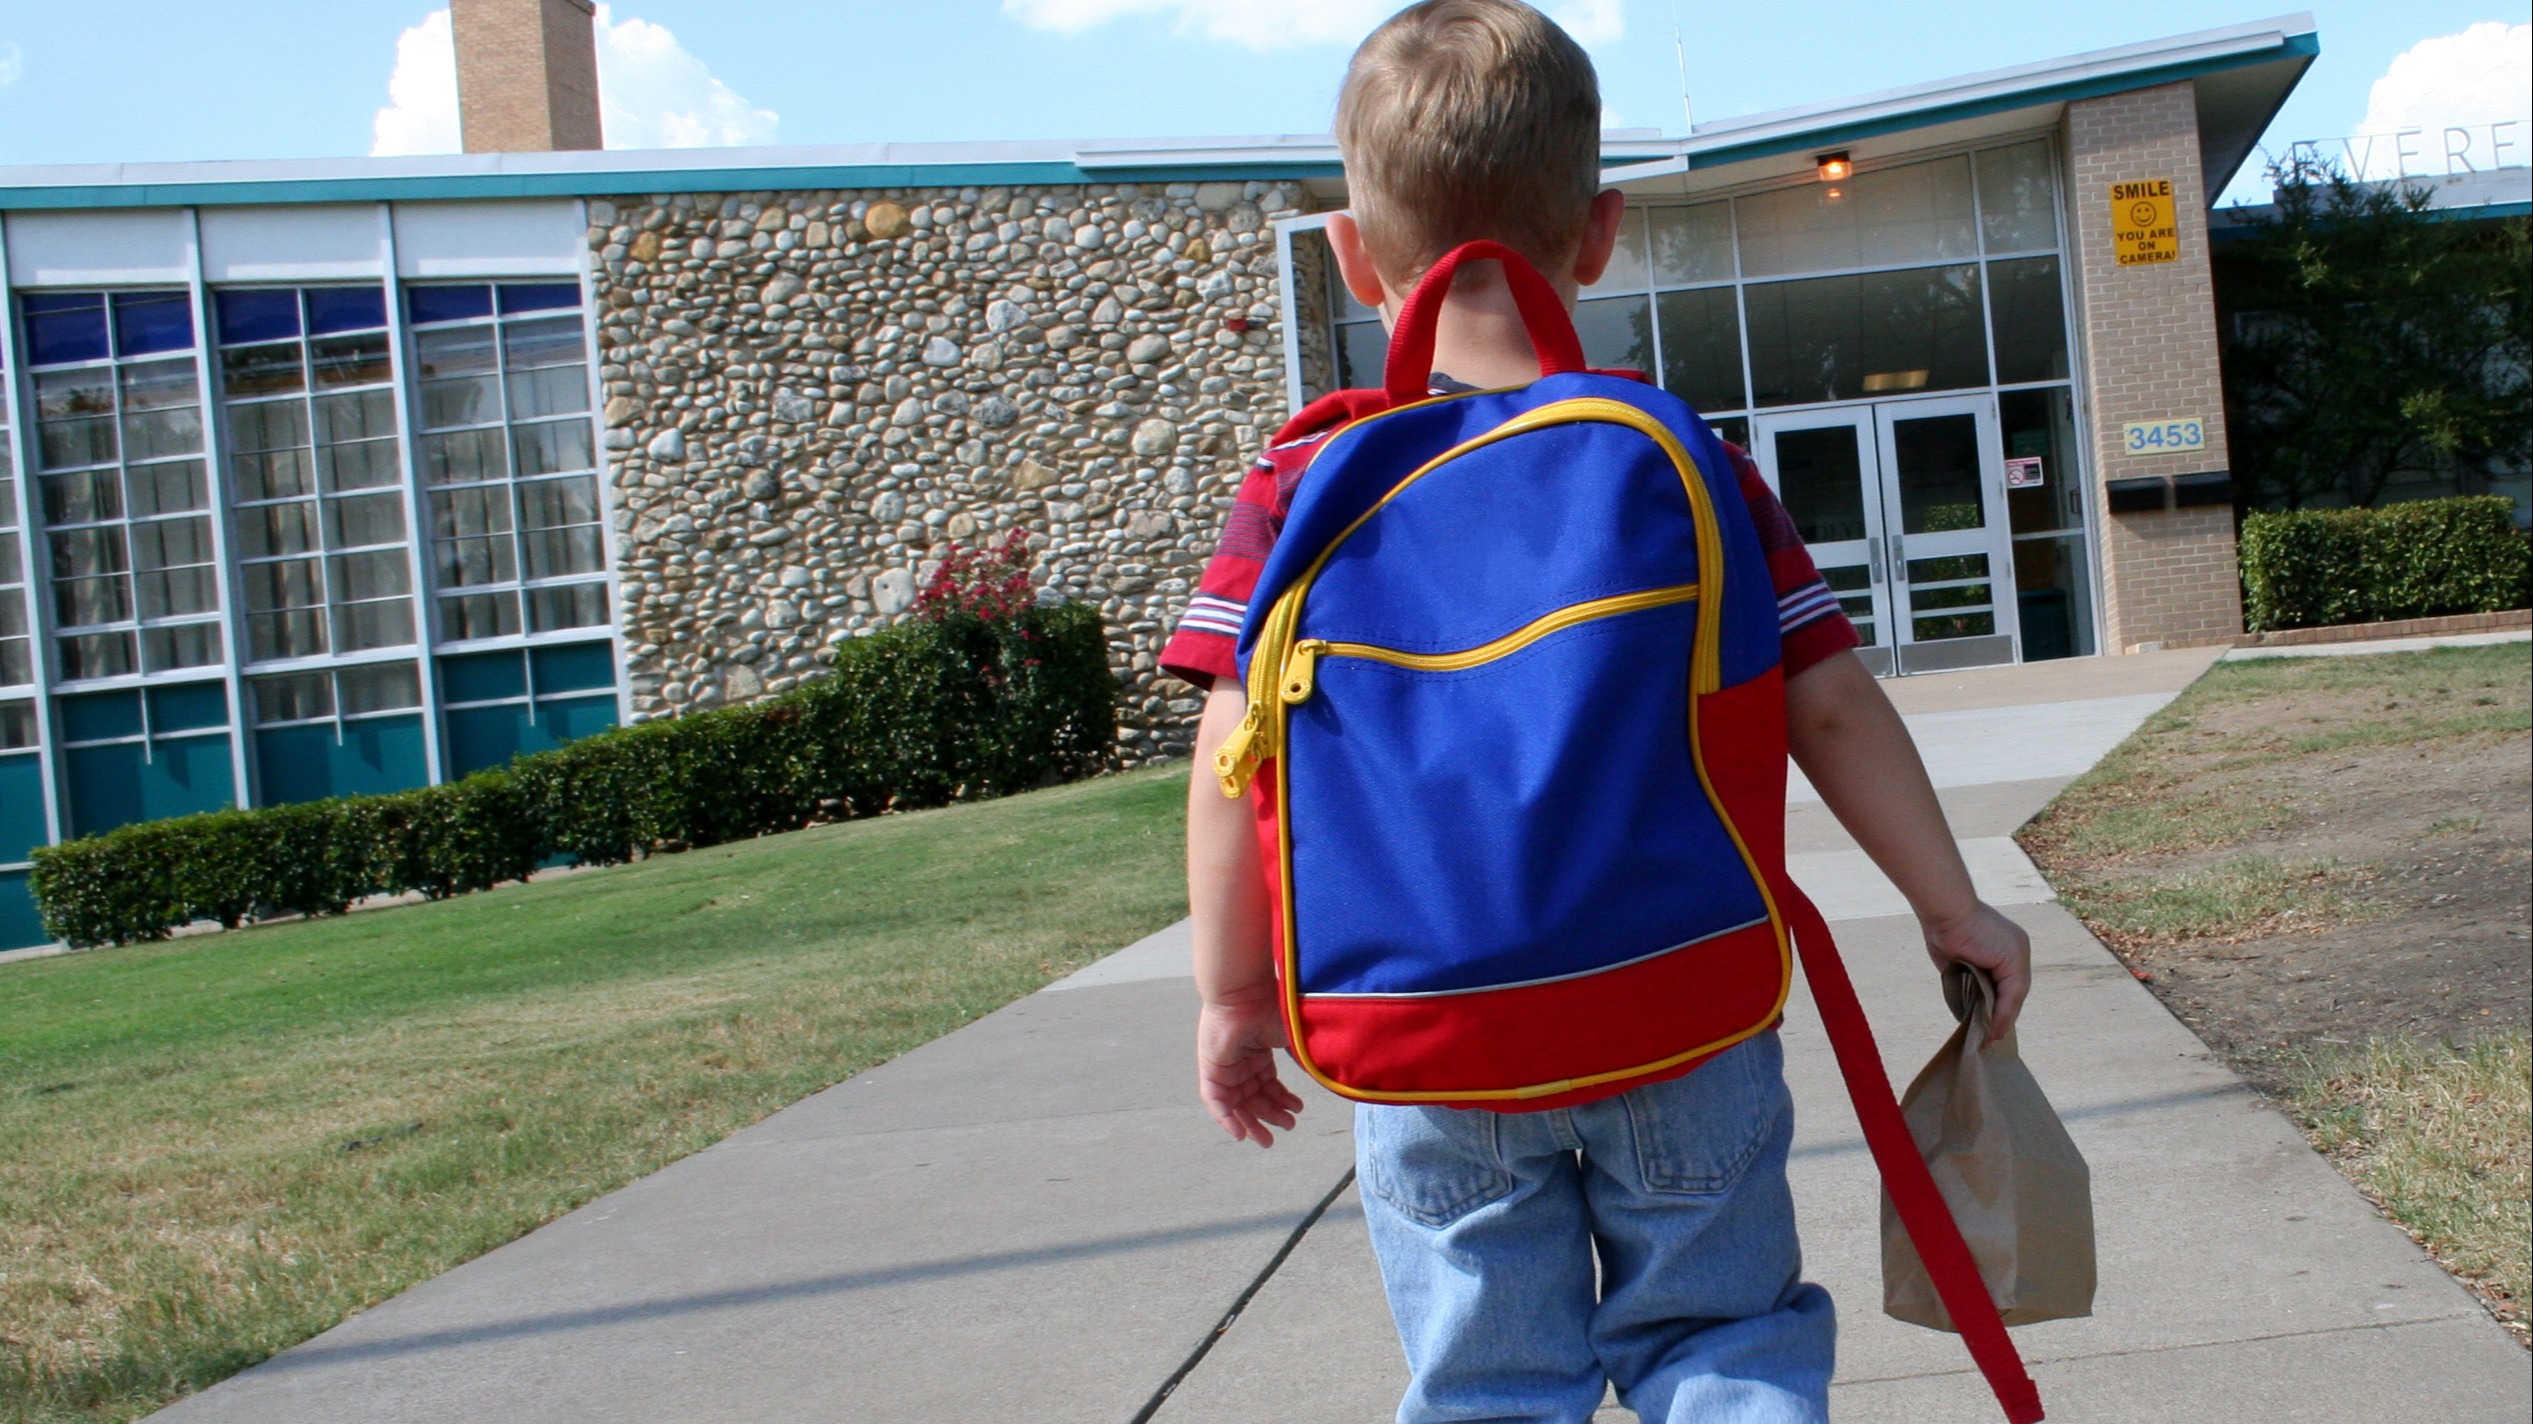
[1874,396,2018,673]
[1751,409,1894,677]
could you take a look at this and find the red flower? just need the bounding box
[912,529,1037,622]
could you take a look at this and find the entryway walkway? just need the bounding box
[152,646,2529,1422]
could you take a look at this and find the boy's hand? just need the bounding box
[1197,983,1304,1148]
[1921,902,2031,1045]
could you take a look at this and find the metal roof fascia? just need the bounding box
[0,158,1358,211]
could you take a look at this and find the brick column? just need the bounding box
[2064,83,2244,651]
[452,0,604,153]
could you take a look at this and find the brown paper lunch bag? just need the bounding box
[1882,962,2097,1331]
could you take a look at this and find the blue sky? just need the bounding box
[0,0,2525,207]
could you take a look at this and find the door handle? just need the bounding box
[1888,535,1905,581]
[1867,539,1883,584]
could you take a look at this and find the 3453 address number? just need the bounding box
[2122,419,2204,454]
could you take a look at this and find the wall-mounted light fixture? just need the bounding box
[1816,151,1853,182]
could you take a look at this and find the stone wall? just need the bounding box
[585,179,1316,762]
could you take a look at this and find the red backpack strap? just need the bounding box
[1268,387,1398,447]
[1268,243,1600,446]
[1384,240,1586,404]
[1777,882,2047,1424]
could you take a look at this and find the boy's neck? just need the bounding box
[1392,265,1580,392]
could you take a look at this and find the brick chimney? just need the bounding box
[452,0,604,152]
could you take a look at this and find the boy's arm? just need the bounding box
[1188,684,1305,1146]
[1785,650,2032,1041]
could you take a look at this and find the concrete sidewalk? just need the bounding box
[154,646,2529,1422]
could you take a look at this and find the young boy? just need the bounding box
[1159,4,2033,1420]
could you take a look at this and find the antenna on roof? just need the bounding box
[1672,0,1694,135]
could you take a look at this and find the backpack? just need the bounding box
[1214,241,2047,1424]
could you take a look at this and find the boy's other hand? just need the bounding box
[1921,902,2031,1045]
[1198,983,1304,1147]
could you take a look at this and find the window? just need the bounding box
[407,282,609,642]
[249,659,429,804]
[435,639,618,776]
[0,336,30,690]
[54,682,236,836]
[22,291,222,681]
[217,285,419,664]
[1744,265,1989,407]
[1736,156,1978,279]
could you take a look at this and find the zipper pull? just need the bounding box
[1281,640,1329,704]
[1213,701,1269,798]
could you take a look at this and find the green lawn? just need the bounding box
[0,765,1190,1423]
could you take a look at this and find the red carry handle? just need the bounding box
[1383,240,1587,404]
[1777,881,2047,1424]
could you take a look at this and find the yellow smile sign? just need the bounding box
[2111,179,2177,266]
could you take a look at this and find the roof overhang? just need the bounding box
[0,15,2314,213]
[1598,13,2315,205]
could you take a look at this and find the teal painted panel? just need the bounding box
[530,641,616,694]
[440,650,527,705]
[0,752,47,860]
[444,704,531,778]
[0,871,46,950]
[59,690,143,743]
[256,715,429,806]
[65,732,237,837]
[148,682,231,733]
[141,733,237,824]
[64,743,146,837]
[535,694,619,746]
[444,695,615,778]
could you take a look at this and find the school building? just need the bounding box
[0,7,2328,945]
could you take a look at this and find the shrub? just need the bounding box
[28,606,1116,947]
[2239,496,2533,633]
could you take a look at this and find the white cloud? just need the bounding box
[2343,21,2531,179]
[372,12,458,156]
[370,6,776,157]
[1003,0,1621,50]
[0,43,25,88]
[593,6,779,148]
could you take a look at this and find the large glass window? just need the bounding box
[249,659,429,805]
[1736,155,1978,278]
[1975,141,2062,255]
[407,282,608,643]
[1310,134,2095,661]
[21,291,221,682]
[217,285,418,664]
[1744,265,1988,406]
[436,640,617,777]
[55,682,235,836]
[0,337,30,691]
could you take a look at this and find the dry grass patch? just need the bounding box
[2274,1035,2531,1339]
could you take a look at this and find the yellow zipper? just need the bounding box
[1214,397,1726,800]
[1276,583,1700,705]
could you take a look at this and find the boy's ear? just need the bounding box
[1567,189,1630,288]
[1326,213,1395,320]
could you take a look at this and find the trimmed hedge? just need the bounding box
[2239,496,2533,633]
[29,606,1115,948]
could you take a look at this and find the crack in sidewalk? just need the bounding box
[1129,1168,1358,1423]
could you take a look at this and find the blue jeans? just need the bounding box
[1354,1032,1834,1424]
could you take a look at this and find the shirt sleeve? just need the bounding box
[1726,442,1861,677]
[1157,454,1284,690]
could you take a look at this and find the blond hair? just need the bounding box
[1334,0,1602,286]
